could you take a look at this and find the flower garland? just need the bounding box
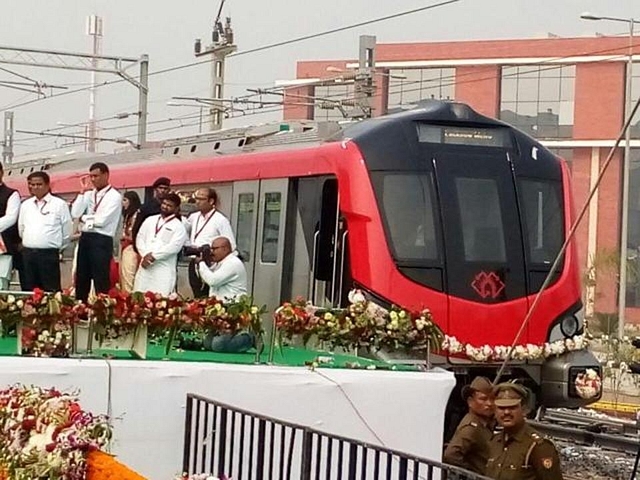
[441,334,589,362]
[275,291,590,363]
[0,385,112,480]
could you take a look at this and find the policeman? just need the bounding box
[443,376,495,474]
[486,383,563,480]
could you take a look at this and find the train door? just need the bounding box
[309,178,348,307]
[433,149,529,350]
[230,181,260,294]
[231,179,289,314]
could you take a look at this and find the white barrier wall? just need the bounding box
[0,357,455,479]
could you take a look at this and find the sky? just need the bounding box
[1,0,638,158]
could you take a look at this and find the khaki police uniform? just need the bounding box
[443,411,493,474]
[485,384,563,480]
[443,376,494,475]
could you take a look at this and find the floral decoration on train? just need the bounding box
[274,290,444,354]
[440,334,589,362]
[573,368,602,400]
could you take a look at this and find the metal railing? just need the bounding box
[182,393,489,480]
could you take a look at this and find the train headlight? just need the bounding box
[560,315,579,338]
[548,306,584,342]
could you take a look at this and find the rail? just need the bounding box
[543,409,639,436]
[182,393,490,480]
[531,420,639,454]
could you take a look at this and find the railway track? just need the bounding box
[535,408,640,454]
[531,420,639,453]
[543,408,638,435]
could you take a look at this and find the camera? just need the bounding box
[183,244,213,265]
[200,244,213,265]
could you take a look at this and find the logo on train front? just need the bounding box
[471,271,505,299]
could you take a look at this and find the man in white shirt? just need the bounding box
[133,192,188,296]
[0,163,20,290]
[71,162,122,302]
[18,172,72,292]
[197,236,251,353]
[197,236,246,301]
[184,187,236,298]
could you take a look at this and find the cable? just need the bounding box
[0,0,461,113]
[493,93,640,385]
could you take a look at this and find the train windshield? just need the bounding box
[519,179,563,265]
[370,173,441,262]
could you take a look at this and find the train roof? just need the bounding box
[6,100,560,181]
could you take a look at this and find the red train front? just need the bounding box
[331,101,600,409]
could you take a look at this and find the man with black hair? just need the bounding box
[0,163,20,290]
[131,176,171,247]
[183,186,236,297]
[71,162,122,301]
[19,172,72,291]
[133,192,187,295]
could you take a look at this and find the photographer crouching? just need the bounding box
[195,236,253,353]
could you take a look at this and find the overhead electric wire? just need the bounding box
[0,0,461,113]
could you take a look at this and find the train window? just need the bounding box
[455,177,507,262]
[261,192,282,263]
[373,173,439,261]
[417,124,512,148]
[519,179,563,264]
[236,193,255,262]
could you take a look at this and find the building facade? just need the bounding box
[283,36,640,323]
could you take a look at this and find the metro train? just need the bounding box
[6,100,601,413]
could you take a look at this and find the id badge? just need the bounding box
[85,215,95,230]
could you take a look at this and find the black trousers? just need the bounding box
[22,248,61,292]
[188,258,209,298]
[76,232,113,302]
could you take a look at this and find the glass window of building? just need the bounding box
[500,65,575,139]
[387,68,455,112]
[630,64,640,138]
[313,84,354,121]
[626,148,640,306]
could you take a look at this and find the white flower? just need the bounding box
[16,299,24,308]
[348,289,366,304]
[250,306,259,315]
[6,294,15,304]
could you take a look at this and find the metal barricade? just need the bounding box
[182,393,489,480]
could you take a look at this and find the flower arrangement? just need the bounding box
[0,385,112,480]
[574,368,602,400]
[10,289,79,357]
[274,290,443,355]
[0,289,267,358]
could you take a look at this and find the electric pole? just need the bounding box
[86,15,103,153]
[194,0,237,130]
[353,35,376,119]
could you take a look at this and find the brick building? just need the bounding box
[282,36,640,322]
